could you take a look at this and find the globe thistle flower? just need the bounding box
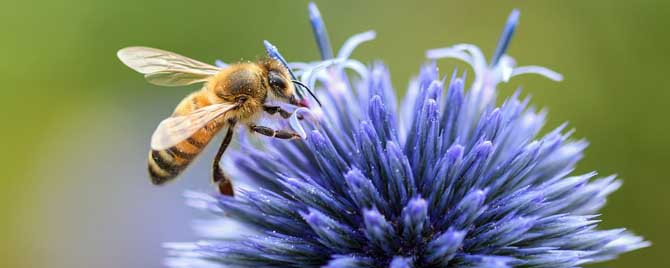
[166,3,648,268]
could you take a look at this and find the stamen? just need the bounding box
[426,44,487,72]
[289,107,315,139]
[490,9,520,67]
[308,2,334,60]
[340,60,369,81]
[337,30,376,60]
[426,47,474,66]
[301,58,346,90]
[512,65,564,81]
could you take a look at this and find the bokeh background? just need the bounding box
[1,0,667,267]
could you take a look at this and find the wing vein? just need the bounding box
[151,103,237,150]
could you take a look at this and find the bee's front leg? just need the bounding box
[249,124,302,140]
[263,105,303,120]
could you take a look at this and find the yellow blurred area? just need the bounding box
[1,0,667,267]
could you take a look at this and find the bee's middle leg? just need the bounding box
[249,124,301,140]
[263,105,303,120]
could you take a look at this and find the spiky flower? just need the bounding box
[166,3,647,268]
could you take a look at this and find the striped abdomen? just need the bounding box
[148,90,226,185]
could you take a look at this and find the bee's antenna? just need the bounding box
[292,80,322,107]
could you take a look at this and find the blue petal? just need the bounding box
[324,255,374,268]
[301,208,363,252]
[443,189,487,230]
[382,141,416,212]
[400,197,428,246]
[389,256,413,268]
[362,207,398,254]
[424,228,466,267]
[307,130,351,195]
[344,168,390,215]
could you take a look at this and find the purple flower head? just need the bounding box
[166,3,648,268]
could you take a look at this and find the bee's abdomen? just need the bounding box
[147,129,211,185]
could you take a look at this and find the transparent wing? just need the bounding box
[151,103,237,150]
[117,47,220,86]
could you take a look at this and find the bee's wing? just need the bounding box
[117,47,221,86]
[151,103,237,150]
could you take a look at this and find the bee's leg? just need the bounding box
[212,121,236,196]
[249,124,302,140]
[263,105,303,120]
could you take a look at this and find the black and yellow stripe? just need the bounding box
[147,133,207,185]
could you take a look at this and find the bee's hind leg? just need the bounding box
[249,124,302,140]
[212,121,236,196]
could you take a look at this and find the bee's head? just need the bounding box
[264,60,294,99]
[262,58,312,107]
[262,41,321,108]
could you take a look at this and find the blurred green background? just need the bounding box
[1,0,667,267]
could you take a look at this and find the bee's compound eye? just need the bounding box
[269,71,287,90]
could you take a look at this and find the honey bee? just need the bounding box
[117,46,318,196]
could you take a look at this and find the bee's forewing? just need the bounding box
[117,46,220,86]
[151,103,237,150]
